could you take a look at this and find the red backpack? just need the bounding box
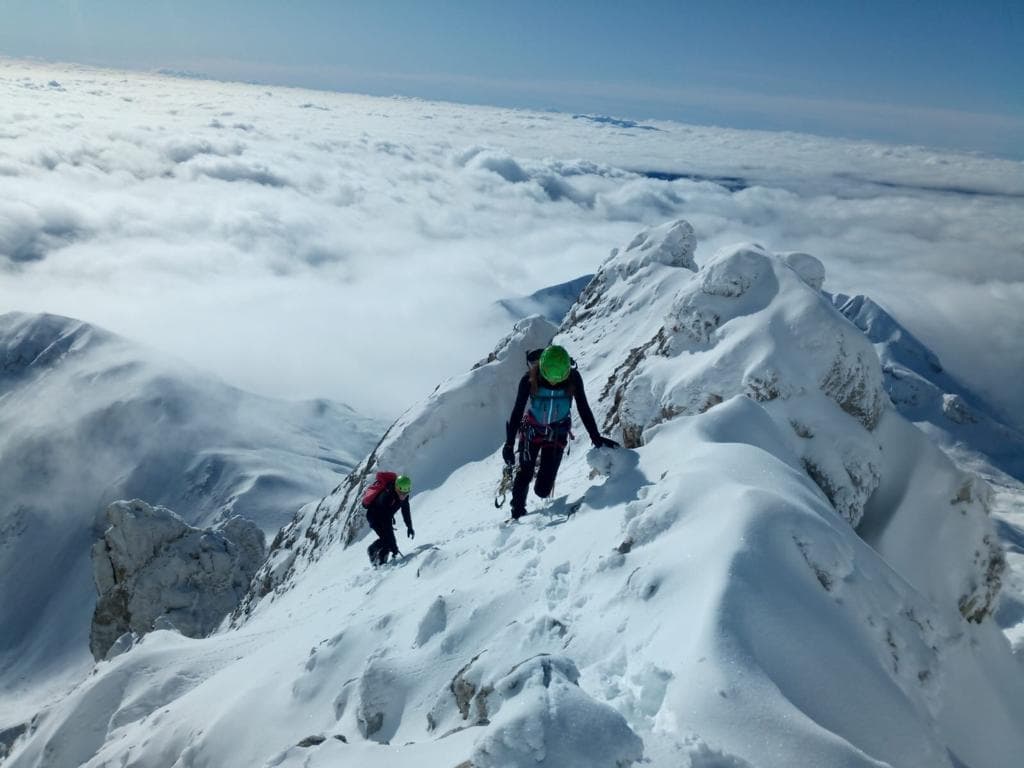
[361,471,397,509]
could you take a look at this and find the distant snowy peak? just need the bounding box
[497,274,593,325]
[833,293,1024,482]
[835,293,944,377]
[0,311,114,381]
[0,311,376,531]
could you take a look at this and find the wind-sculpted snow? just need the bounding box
[616,218,698,277]
[564,230,886,527]
[780,251,826,291]
[560,223,1000,618]
[91,500,265,659]
[460,654,643,768]
[6,222,1023,768]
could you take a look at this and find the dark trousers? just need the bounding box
[367,510,398,565]
[510,438,565,518]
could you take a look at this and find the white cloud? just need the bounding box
[1,57,1022,425]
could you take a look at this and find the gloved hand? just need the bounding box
[407,526,415,539]
[502,442,515,465]
[592,435,620,449]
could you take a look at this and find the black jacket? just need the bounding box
[505,368,601,446]
[366,483,412,530]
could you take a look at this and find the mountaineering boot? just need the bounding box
[367,540,384,566]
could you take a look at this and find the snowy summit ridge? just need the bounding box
[5,221,1022,768]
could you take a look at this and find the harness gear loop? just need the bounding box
[494,462,515,508]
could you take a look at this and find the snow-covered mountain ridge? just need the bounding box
[833,293,1024,484]
[248,221,1000,627]
[499,256,1024,659]
[5,222,1023,768]
[0,312,380,712]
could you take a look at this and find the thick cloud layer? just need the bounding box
[2,58,1022,425]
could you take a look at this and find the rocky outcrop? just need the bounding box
[0,723,28,761]
[91,499,265,659]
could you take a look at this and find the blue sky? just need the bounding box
[1,0,1022,156]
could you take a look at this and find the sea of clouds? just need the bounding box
[2,58,1022,426]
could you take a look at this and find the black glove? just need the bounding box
[592,435,620,449]
[502,442,515,465]
[407,526,415,539]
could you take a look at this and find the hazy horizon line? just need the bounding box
[5,52,1022,163]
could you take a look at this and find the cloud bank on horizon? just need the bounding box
[2,1,1021,158]
[1,59,1023,426]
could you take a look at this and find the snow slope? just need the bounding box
[0,312,380,714]
[6,223,1023,768]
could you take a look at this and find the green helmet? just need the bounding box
[395,474,412,493]
[539,345,571,384]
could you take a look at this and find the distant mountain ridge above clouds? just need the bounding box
[0,311,114,380]
[0,310,381,706]
[496,274,594,325]
[832,294,1024,483]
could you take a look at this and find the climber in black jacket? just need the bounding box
[502,345,619,520]
[364,473,414,565]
